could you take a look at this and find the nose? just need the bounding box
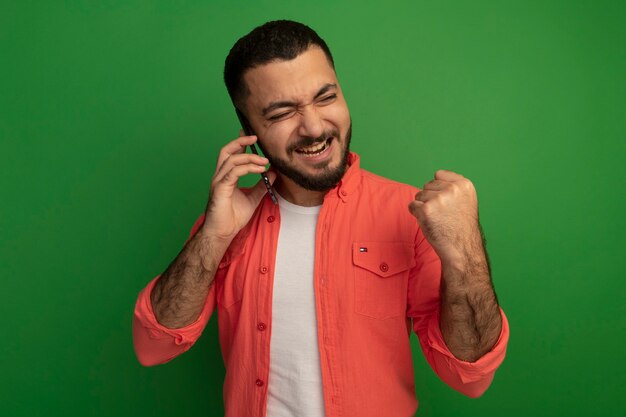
[297,106,325,139]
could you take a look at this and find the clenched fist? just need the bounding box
[408,170,484,267]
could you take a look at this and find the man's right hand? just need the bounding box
[201,132,277,241]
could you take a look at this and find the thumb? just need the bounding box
[248,170,278,204]
[408,200,425,221]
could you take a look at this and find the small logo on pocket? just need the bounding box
[359,247,368,252]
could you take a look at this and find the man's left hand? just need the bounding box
[408,170,483,266]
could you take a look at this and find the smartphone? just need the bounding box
[234,108,278,204]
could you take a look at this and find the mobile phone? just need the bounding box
[234,108,278,205]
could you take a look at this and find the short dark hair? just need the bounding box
[224,20,335,111]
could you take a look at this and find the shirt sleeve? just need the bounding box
[406,225,510,398]
[132,213,217,367]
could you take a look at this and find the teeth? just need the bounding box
[299,140,327,153]
[297,138,331,156]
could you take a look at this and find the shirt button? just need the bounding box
[256,379,264,387]
[257,322,266,331]
[379,262,389,272]
[267,215,275,223]
[341,190,348,196]
[260,266,268,274]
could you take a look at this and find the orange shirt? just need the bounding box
[133,152,510,417]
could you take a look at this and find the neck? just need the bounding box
[274,175,326,207]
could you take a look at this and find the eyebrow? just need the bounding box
[261,83,337,117]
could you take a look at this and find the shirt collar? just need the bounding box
[324,151,361,203]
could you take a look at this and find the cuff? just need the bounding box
[133,275,210,346]
[427,307,510,384]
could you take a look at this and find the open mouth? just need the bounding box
[295,137,333,158]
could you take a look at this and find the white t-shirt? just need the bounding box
[265,191,326,417]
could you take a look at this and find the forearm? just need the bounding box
[150,228,231,329]
[439,235,502,362]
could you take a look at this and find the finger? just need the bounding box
[213,153,268,183]
[217,163,267,188]
[434,169,464,182]
[239,129,245,136]
[414,189,439,202]
[422,179,447,191]
[216,135,258,173]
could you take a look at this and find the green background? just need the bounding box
[1,1,624,416]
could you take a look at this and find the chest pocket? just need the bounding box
[352,241,415,319]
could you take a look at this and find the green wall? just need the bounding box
[2,1,624,416]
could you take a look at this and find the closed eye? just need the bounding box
[268,111,293,121]
[267,94,337,121]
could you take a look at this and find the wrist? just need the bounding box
[439,243,490,290]
[189,227,234,271]
[438,225,486,269]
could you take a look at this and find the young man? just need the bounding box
[133,20,509,417]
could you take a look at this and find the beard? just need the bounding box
[257,122,352,192]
